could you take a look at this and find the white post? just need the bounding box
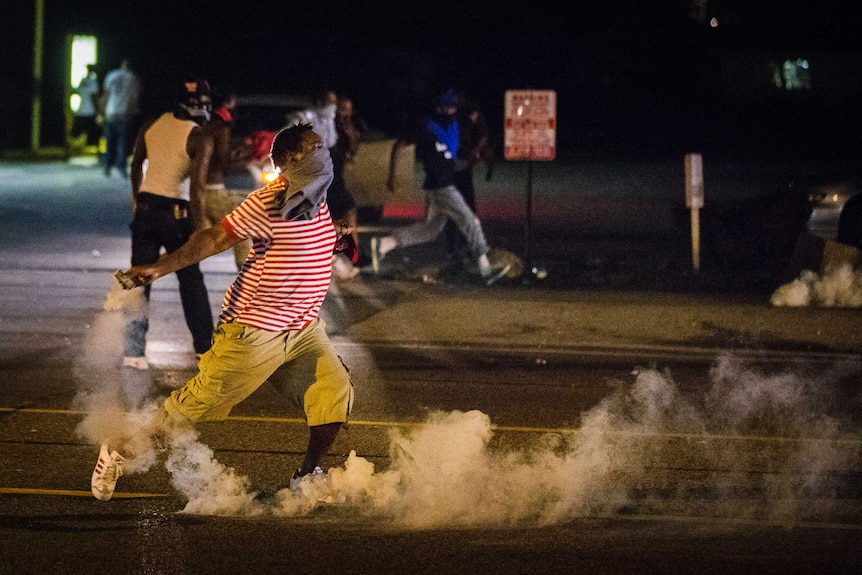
[685,153,704,272]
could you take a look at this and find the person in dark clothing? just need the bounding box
[446,97,495,260]
[328,95,362,279]
[837,193,862,249]
[372,89,509,285]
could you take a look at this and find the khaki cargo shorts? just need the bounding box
[164,318,353,427]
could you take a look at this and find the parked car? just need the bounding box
[804,175,862,244]
[222,94,311,191]
[223,94,416,223]
[693,179,814,275]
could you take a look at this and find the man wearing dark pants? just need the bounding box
[124,75,215,371]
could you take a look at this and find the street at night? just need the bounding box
[0,158,860,573]
[2,2,862,573]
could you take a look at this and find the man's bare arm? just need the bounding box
[129,123,150,211]
[188,127,214,231]
[122,225,238,287]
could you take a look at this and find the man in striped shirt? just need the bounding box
[91,124,354,502]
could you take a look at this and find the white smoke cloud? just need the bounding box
[74,278,859,529]
[91,355,852,530]
[165,429,264,516]
[74,277,156,444]
[771,263,862,307]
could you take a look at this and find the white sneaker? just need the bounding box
[122,356,149,370]
[332,255,360,280]
[483,263,512,286]
[289,466,325,494]
[91,444,126,501]
[370,236,382,274]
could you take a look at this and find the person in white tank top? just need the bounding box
[121,76,215,378]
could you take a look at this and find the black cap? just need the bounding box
[435,89,459,108]
[177,75,211,103]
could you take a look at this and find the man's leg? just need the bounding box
[436,185,510,283]
[371,190,454,273]
[298,422,342,476]
[124,206,163,361]
[276,319,354,478]
[175,263,214,355]
[91,405,178,501]
[114,118,128,176]
[167,216,214,355]
[103,119,116,175]
[388,190,450,249]
[446,168,476,257]
[436,185,490,261]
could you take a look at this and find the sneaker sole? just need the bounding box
[91,486,113,501]
[122,357,149,370]
[485,264,512,286]
[370,238,380,274]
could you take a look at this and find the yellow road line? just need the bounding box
[2,407,861,445]
[0,487,167,498]
[1,488,858,530]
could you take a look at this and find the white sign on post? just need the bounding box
[685,153,704,209]
[504,90,556,161]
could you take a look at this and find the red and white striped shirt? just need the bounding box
[220,177,335,331]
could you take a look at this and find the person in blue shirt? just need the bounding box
[373,89,509,285]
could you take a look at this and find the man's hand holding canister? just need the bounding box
[332,219,358,263]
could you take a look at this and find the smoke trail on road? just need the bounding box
[137,353,859,528]
[73,276,155,447]
[70,279,859,527]
[771,263,862,307]
[322,356,858,528]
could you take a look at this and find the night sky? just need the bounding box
[1,0,859,155]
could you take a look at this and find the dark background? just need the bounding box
[2,0,861,160]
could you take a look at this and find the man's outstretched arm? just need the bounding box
[121,224,239,288]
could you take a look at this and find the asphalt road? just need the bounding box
[0,157,860,574]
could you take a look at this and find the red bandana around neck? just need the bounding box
[213,107,233,123]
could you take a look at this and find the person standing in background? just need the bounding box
[328,95,362,279]
[445,97,495,263]
[101,59,142,178]
[202,85,253,270]
[286,89,358,279]
[374,89,510,285]
[70,63,102,152]
[123,75,215,372]
[286,89,339,150]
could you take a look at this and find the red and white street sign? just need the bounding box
[504,90,556,161]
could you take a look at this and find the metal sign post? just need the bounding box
[504,90,556,281]
[525,158,533,273]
